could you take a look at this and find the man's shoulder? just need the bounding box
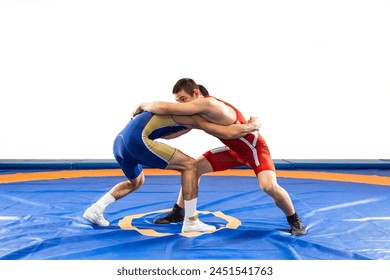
[192,96,216,106]
[203,96,226,105]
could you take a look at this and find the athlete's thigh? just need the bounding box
[113,135,143,180]
[128,137,176,169]
[165,148,195,171]
[202,146,242,171]
[196,155,214,175]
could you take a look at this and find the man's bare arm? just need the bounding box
[133,99,211,117]
[160,128,192,139]
[187,115,261,140]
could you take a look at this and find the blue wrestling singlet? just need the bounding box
[113,111,187,180]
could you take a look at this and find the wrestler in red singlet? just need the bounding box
[153,79,307,236]
[203,96,275,175]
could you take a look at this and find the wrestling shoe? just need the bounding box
[181,217,216,233]
[83,204,109,226]
[287,213,307,236]
[154,203,185,224]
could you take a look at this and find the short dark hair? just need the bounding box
[172,78,199,97]
[198,84,209,96]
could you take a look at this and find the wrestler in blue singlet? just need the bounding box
[113,111,187,180]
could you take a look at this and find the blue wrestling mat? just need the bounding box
[0,160,389,260]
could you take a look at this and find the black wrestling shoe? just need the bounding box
[287,213,307,236]
[154,204,185,224]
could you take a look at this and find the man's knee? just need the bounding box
[183,157,197,171]
[260,181,277,194]
[258,171,278,194]
[130,173,145,190]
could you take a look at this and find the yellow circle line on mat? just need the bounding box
[118,209,241,238]
[0,168,389,186]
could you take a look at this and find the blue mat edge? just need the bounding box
[0,159,390,170]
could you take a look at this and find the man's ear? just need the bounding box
[193,88,200,97]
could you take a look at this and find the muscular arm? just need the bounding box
[176,115,261,140]
[133,99,212,117]
[160,128,192,139]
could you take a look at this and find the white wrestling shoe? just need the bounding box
[182,218,216,233]
[83,204,109,226]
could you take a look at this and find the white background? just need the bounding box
[1,0,389,160]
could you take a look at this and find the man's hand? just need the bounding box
[132,104,144,118]
[248,116,261,130]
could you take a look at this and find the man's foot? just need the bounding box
[154,203,185,224]
[287,213,307,236]
[182,218,216,233]
[83,204,109,226]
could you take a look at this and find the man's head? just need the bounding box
[172,78,209,103]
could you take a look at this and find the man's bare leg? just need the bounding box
[83,173,145,226]
[164,151,215,232]
[154,155,213,224]
[257,170,295,216]
[257,170,307,236]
